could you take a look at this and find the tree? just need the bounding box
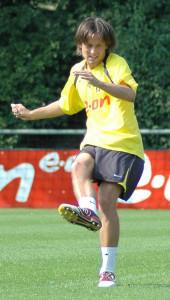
[0,0,169,148]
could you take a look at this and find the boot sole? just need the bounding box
[59,204,101,232]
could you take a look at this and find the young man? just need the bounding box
[11,17,144,288]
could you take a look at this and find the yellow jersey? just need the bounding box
[59,53,144,160]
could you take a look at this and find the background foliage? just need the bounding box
[0,0,169,149]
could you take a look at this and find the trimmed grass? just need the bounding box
[0,209,169,300]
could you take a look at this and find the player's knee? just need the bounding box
[71,160,84,175]
[99,197,117,215]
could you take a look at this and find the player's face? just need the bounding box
[81,34,108,70]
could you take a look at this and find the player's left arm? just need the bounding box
[96,80,136,102]
[73,70,136,103]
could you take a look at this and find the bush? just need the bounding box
[0,0,169,149]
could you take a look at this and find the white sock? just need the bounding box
[78,197,97,215]
[100,247,118,274]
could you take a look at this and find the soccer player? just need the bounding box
[11,17,144,288]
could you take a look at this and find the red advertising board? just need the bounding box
[0,150,169,209]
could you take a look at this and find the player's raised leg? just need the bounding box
[58,153,102,231]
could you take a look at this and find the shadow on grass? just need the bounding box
[118,283,170,288]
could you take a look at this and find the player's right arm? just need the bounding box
[11,100,65,121]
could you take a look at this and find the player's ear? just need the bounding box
[78,45,82,56]
[76,44,82,56]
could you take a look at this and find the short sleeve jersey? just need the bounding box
[59,53,144,160]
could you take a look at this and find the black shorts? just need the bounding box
[78,145,144,201]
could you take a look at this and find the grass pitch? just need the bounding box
[0,209,169,300]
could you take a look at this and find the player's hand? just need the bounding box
[73,70,101,87]
[11,103,31,121]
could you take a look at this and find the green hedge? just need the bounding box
[0,0,169,149]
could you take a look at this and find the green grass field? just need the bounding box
[0,209,169,300]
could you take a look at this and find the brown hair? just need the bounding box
[75,17,117,56]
